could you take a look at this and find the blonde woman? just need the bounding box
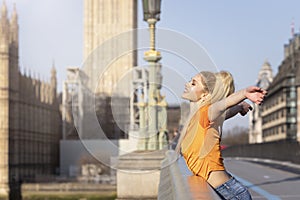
[176,71,266,199]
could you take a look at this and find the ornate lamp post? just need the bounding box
[142,0,161,51]
[140,0,167,150]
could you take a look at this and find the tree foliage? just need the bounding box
[221,126,249,146]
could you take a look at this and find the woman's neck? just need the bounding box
[189,101,199,114]
[189,100,207,113]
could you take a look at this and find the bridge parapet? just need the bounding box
[158,150,221,200]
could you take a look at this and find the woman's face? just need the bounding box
[182,74,207,102]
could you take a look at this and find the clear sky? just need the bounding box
[4,0,300,129]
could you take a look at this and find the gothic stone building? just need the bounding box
[249,61,273,143]
[260,34,300,142]
[0,3,61,195]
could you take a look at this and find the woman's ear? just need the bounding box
[201,92,209,99]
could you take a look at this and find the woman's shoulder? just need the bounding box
[197,104,210,128]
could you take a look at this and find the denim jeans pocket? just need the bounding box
[215,177,252,200]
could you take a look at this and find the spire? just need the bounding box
[23,67,27,76]
[11,3,17,25]
[51,60,57,77]
[1,0,7,19]
[257,60,273,89]
[0,0,8,29]
[51,60,57,89]
[291,18,295,38]
[50,61,57,103]
[10,3,18,45]
[261,59,272,71]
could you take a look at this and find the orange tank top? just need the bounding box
[181,105,225,180]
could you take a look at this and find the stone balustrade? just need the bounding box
[158,150,221,200]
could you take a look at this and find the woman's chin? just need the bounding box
[181,94,189,100]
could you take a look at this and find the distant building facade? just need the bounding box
[83,0,137,95]
[60,0,139,178]
[249,61,273,143]
[62,0,138,139]
[261,34,300,142]
[0,2,61,196]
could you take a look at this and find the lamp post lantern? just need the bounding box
[142,0,161,51]
[140,0,167,150]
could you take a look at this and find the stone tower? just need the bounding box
[249,60,273,144]
[83,0,137,95]
[0,2,61,197]
[68,0,138,139]
[0,2,19,195]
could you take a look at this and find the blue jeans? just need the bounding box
[215,177,252,200]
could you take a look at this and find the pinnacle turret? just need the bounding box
[51,62,57,89]
[0,1,18,49]
[257,60,273,90]
[261,59,272,71]
[10,3,18,45]
[0,0,9,31]
[11,3,17,25]
[51,63,56,77]
[1,0,7,19]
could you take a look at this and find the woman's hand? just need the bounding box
[245,86,267,105]
[239,101,253,116]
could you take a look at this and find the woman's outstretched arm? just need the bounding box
[225,101,252,120]
[209,86,266,122]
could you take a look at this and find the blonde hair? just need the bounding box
[210,71,235,104]
[175,70,235,154]
[216,71,235,97]
[197,71,216,95]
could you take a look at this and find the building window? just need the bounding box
[290,107,296,114]
[289,77,295,84]
[287,117,296,123]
